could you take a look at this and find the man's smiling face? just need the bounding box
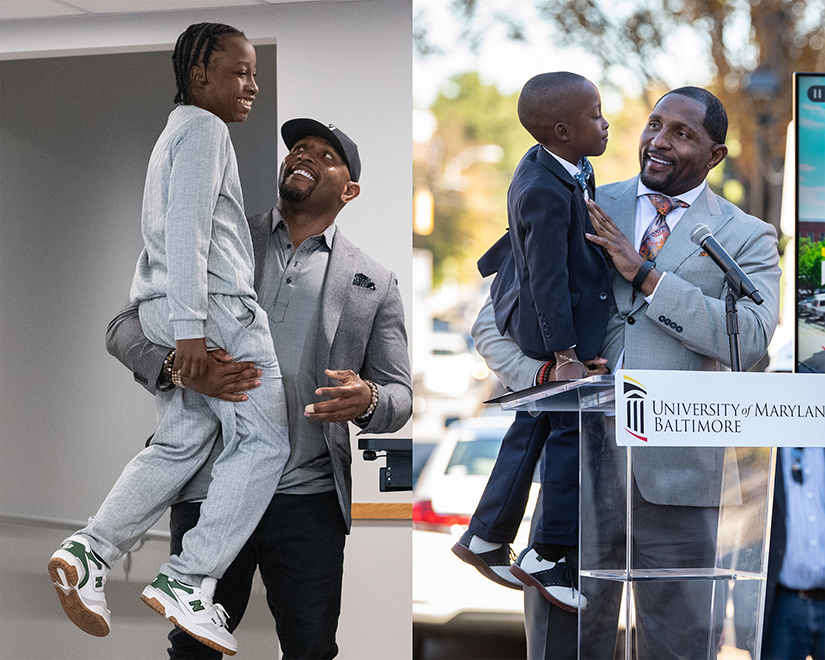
[278,135,351,205]
[638,93,727,197]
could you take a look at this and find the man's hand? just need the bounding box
[304,369,372,423]
[181,349,262,402]
[586,200,660,295]
[546,355,610,382]
[583,356,610,375]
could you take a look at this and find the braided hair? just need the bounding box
[172,23,244,105]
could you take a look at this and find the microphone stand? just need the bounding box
[725,281,743,372]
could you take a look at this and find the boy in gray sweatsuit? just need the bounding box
[48,23,289,656]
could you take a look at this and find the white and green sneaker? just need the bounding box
[48,535,111,637]
[141,573,237,656]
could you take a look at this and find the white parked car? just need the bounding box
[800,293,825,319]
[412,413,538,653]
[420,332,486,397]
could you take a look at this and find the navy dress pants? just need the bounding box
[469,410,579,546]
[167,490,346,660]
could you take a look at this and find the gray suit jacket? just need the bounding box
[473,177,781,508]
[106,210,412,531]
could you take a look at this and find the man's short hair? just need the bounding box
[518,72,591,144]
[658,86,728,145]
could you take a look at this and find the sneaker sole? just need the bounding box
[141,594,236,656]
[451,542,522,590]
[509,563,583,612]
[47,557,110,637]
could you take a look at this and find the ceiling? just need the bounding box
[0,0,334,22]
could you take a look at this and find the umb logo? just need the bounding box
[623,375,648,441]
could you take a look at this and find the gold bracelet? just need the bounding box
[555,354,584,370]
[170,369,186,389]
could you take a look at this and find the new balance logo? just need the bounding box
[95,576,104,589]
[189,600,206,612]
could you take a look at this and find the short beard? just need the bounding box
[279,180,312,203]
[639,166,675,195]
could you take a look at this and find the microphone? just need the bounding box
[690,224,764,305]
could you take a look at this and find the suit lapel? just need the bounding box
[536,148,588,221]
[650,186,730,278]
[536,147,578,189]
[248,209,275,294]
[598,178,639,314]
[316,231,354,386]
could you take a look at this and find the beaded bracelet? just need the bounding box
[170,369,186,389]
[355,380,379,422]
[161,350,176,387]
[162,349,185,389]
[537,359,556,385]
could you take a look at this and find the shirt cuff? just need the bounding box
[173,319,206,341]
[644,271,667,304]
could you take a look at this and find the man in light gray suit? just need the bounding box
[472,87,780,659]
[107,118,412,660]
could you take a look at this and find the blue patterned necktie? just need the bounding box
[573,157,592,195]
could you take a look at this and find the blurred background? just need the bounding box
[410,1,824,657]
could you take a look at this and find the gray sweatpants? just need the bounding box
[79,294,289,586]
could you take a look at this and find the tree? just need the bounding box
[798,237,825,297]
[414,72,526,284]
[418,0,825,233]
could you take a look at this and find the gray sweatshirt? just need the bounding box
[130,105,256,341]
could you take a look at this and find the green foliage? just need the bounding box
[415,72,533,285]
[430,72,533,173]
[798,237,825,296]
[419,0,825,233]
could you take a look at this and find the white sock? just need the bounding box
[200,577,218,599]
[469,535,502,553]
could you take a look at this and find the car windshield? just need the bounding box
[445,435,501,476]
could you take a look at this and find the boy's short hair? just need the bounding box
[518,72,591,144]
[656,86,728,145]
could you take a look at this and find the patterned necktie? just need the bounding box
[573,170,588,193]
[639,194,689,261]
[573,157,593,195]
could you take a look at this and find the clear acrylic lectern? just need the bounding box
[498,375,774,660]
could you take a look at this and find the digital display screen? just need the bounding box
[794,72,825,373]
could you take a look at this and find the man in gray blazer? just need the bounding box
[107,118,412,660]
[472,87,780,659]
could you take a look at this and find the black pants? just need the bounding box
[167,490,347,660]
[469,410,579,546]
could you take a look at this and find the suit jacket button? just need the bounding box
[627,316,635,325]
[599,292,608,300]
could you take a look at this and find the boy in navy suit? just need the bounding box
[453,72,611,612]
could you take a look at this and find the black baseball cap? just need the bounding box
[281,118,361,182]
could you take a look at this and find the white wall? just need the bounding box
[0,2,412,658]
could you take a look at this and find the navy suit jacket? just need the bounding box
[481,145,611,362]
